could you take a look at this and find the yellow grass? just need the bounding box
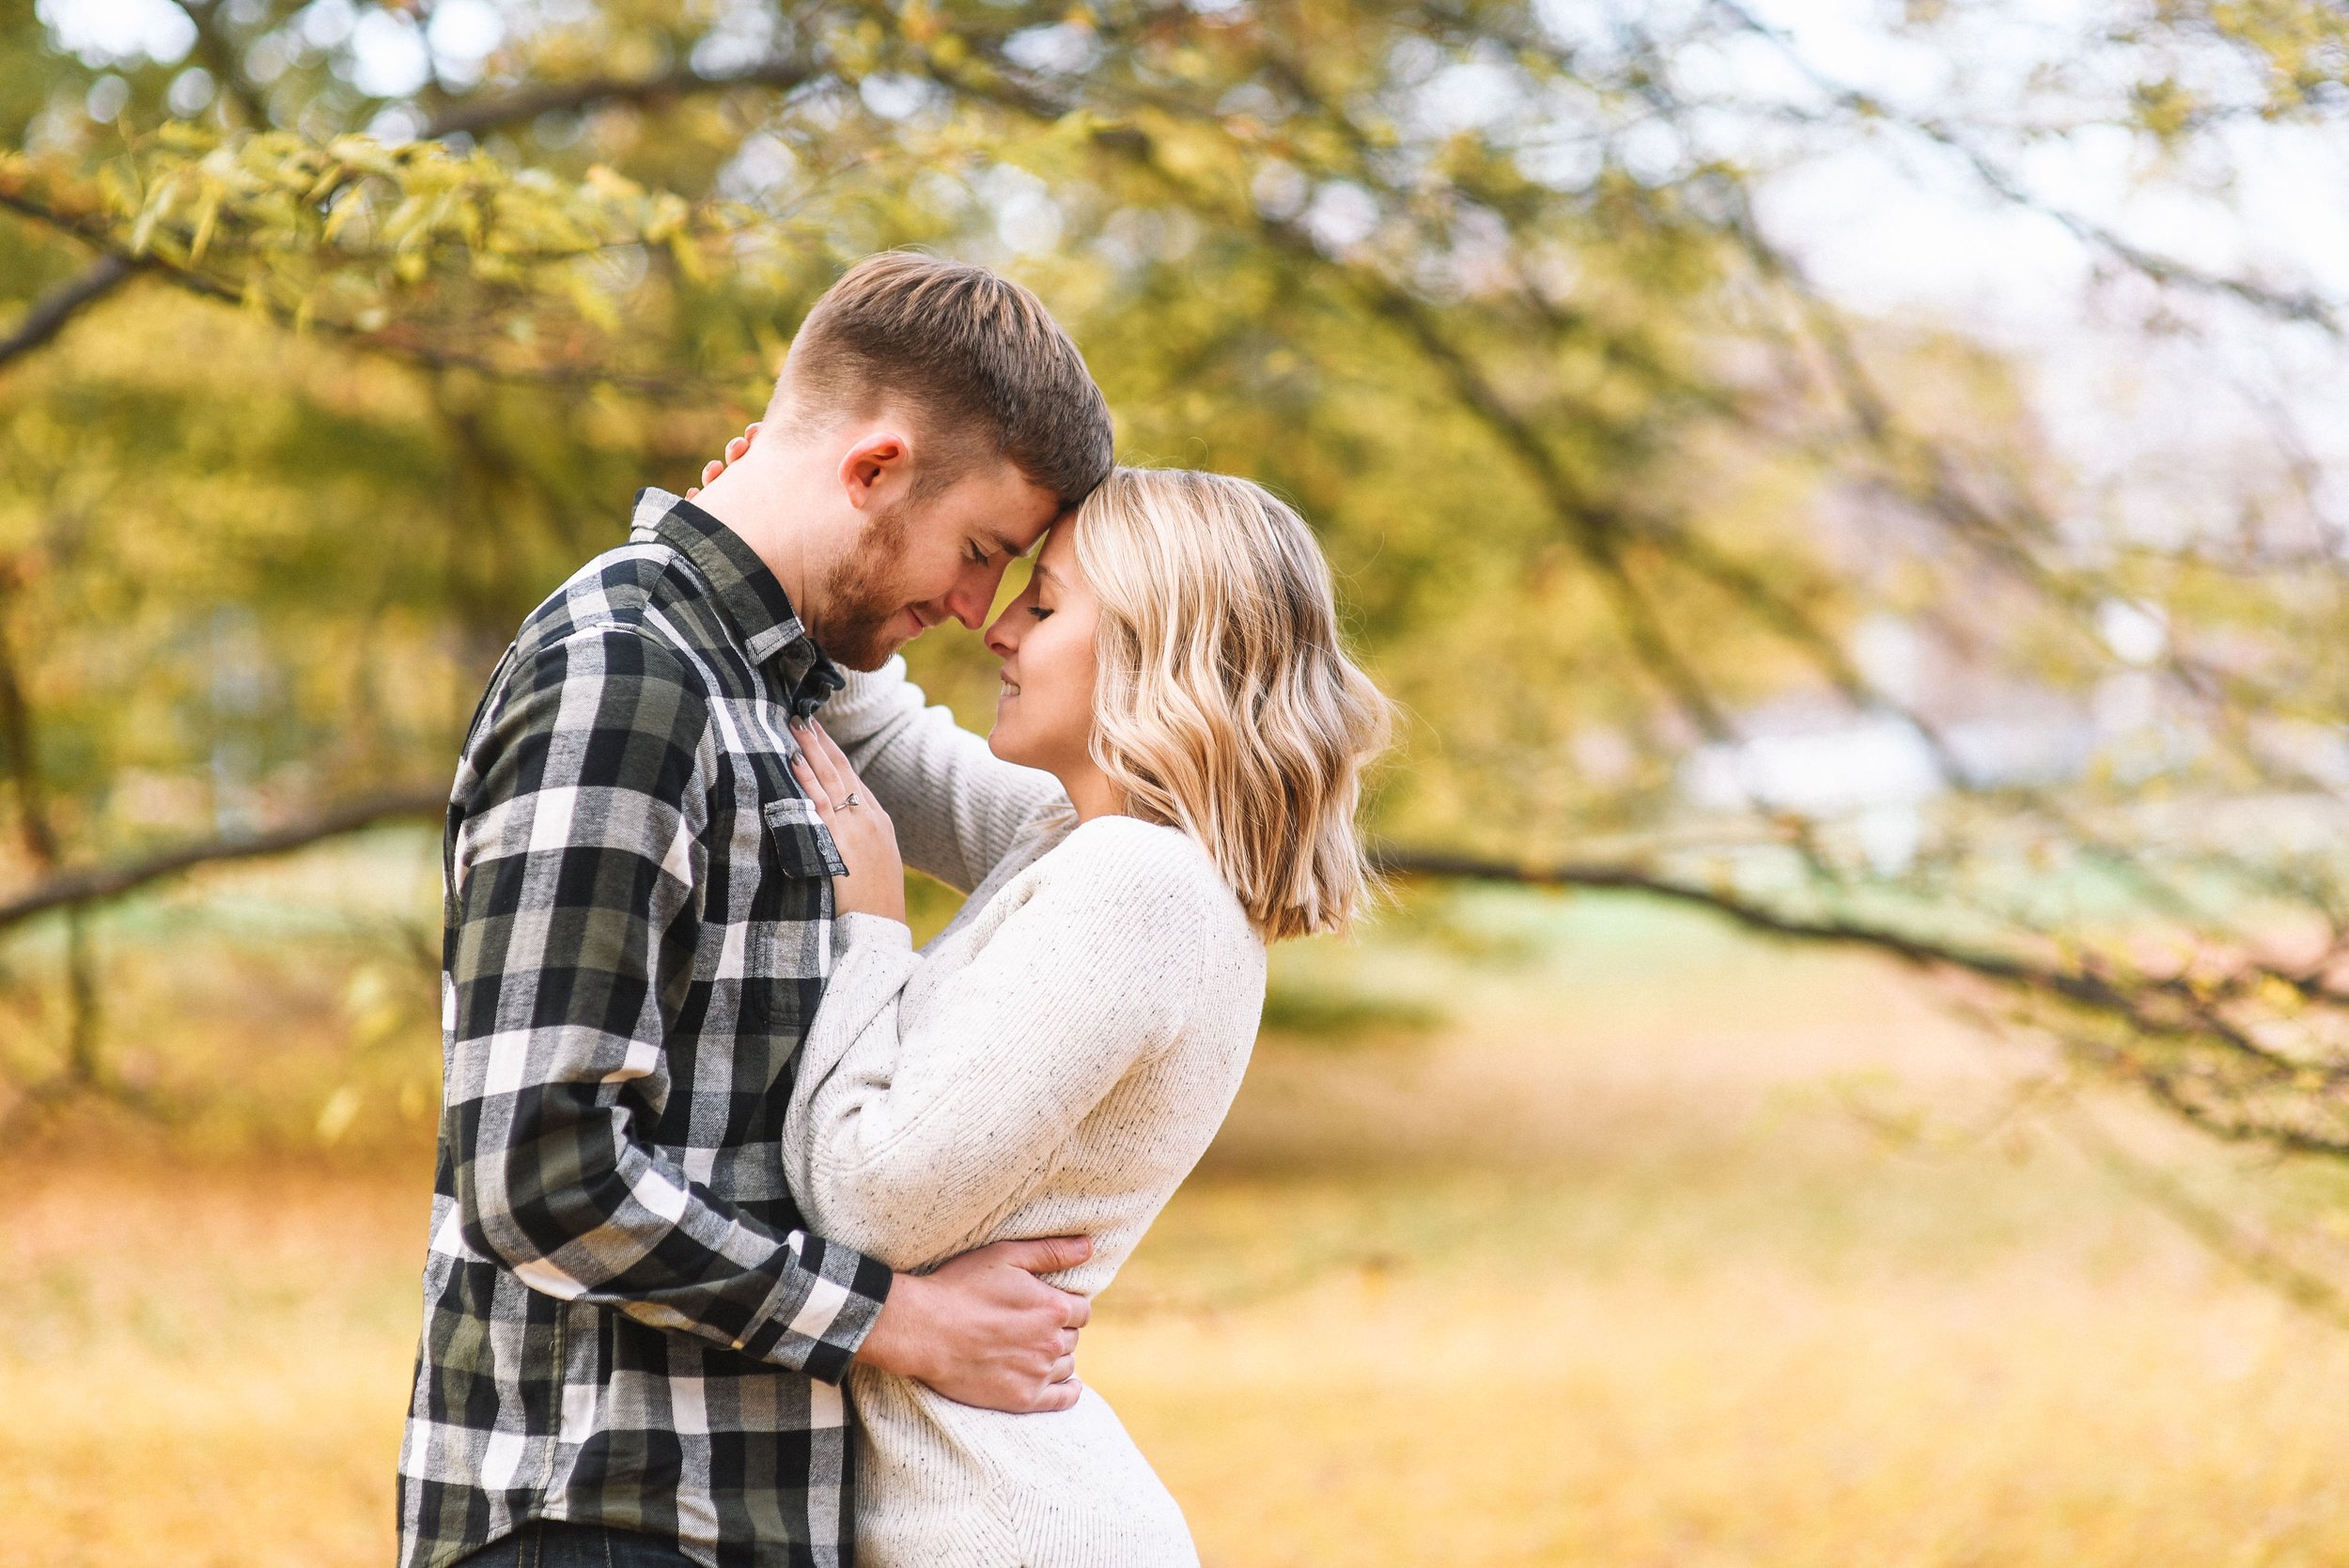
[7,890,2349,1565]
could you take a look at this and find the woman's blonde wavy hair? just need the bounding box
[1072,467,1392,941]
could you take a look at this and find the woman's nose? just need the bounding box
[983,609,1018,659]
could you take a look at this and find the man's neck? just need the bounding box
[689,458,817,615]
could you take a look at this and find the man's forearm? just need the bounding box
[458,1089,890,1378]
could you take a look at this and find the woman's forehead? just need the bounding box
[1037,521,1081,570]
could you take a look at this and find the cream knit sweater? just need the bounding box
[787,659,1267,1568]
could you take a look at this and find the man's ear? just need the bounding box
[838,428,913,511]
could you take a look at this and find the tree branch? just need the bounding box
[1334,274,1736,740]
[1709,0,2345,336]
[3,807,2336,1152]
[1372,845,2067,984]
[0,786,444,931]
[0,578,60,868]
[925,46,1744,740]
[2,579,102,1088]
[423,54,822,140]
[2047,1100,2349,1326]
[1368,845,2342,1057]
[0,192,704,395]
[166,0,272,127]
[0,255,133,373]
[0,802,2122,1005]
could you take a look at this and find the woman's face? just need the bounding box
[984,522,1099,777]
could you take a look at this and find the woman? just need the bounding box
[783,466,1389,1567]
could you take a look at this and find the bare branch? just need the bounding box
[0,580,60,868]
[2047,1101,2349,1326]
[1370,845,2349,1069]
[165,0,272,127]
[424,54,822,140]
[1373,845,2072,986]
[925,47,1744,740]
[1,580,103,1090]
[60,906,101,1086]
[1336,277,1736,739]
[1709,0,2345,336]
[0,255,133,373]
[0,786,444,931]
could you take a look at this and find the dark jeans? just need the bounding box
[454,1521,701,1568]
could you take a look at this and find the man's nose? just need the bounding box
[944,566,1002,629]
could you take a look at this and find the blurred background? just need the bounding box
[5,0,2349,1561]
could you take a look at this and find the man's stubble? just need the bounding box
[811,499,915,673]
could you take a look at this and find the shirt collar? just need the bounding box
[630,489,845,717]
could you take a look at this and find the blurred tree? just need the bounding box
[1,0,2347,1256]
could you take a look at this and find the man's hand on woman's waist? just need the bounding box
[854,1235,1094,1413]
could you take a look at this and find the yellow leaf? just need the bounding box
[155,120,215,151]
[128,208,160,256]
[584,164,644,203]
[321,191,366,243]
[2258,974,2306,1016]
[189,189,223,263]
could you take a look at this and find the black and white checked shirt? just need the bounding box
[398,491,893,1568]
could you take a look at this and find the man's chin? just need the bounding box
[820,617,919,673]
[823,639,894,674]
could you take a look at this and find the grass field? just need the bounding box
[6,882,2349,1566]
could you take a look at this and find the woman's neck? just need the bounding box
[1058,761,1126,824]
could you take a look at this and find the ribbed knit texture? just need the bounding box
[790,660,1268,1568]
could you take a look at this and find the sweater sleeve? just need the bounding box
[816,656,1066,893]
[781,823,1206,1271]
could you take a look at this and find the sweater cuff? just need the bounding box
[832,910,913,962]
[817,656,913,733]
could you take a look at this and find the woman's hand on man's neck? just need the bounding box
[691,438,825,616]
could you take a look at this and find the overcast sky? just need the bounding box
[1735,0,2349,540]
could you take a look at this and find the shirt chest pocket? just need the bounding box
[743,796,848,1001]
[761,796,848,879]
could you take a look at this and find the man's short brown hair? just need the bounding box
[771,252,1113,509]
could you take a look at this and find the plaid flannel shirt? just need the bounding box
[398,491,894,1568]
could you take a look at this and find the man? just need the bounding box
[398,254,1117,1568]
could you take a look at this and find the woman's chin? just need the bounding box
[987,723,1046,771]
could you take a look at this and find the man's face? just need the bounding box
[814,458,1063,672]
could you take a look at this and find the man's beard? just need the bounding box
[811,500,915,672]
